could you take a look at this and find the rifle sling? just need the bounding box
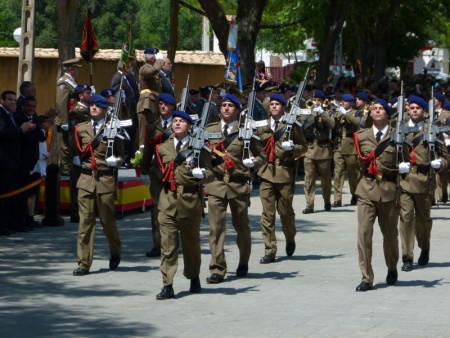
[162,129,172,142]
[174,149,192,167]
[274,126,287,142]
[374,138,392,158]
[411,134,422,148]
[223,132,239,148]
[92,133,104,150]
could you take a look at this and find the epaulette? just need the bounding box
[64,78,77,89]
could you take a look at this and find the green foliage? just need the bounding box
[0,0,22,46]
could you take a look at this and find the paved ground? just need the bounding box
[1,169,450,337]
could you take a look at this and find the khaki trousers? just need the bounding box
[304,157,332,209]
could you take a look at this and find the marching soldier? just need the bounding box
[399,96,450,271]
[50,57,81,175]
[302,90,335,214]
[205,94,266,283]
[332,94,362,207]
[434,92,450,204]
[154,111,214,300]
[353,99,409,291]
[257,94,307,263]
[141,93,176,258]
[72,95,125,276]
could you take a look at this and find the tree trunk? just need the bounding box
[315,0,351,87]
[199,0,268,87]
[373,42,388,83]
[56,0,80,78]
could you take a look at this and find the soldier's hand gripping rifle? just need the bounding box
[238,80,261,160]
[283,67,310,141]
[188,93,221,169]
[104,76,132,159]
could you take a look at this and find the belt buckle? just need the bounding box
[410,165,417,174]
[375,173,383,182]
[224,174,230,183]
[342,130,347,138]
[275,158,280,166]
[92,169,97,179]
[177,185,183,194]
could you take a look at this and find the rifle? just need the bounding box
[424,88,450,159]
[390,81,418,165]
[104,75,132,159]
[188,93,221,169]
[179,74,190,113]
[284,67,310,141]
[238,79,261,160]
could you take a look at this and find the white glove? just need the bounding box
[72,156,81,167]
[313,106,324,115]
[281,140,294,151]
[399,162,411,174]
[431,159,442,169]
[192,167,205,179]
[60,124,69,132]
[155,52,164,60]
[141,175,151,186]
[338,106,347,114]
[243,157,256,168]
[106,156,119,167]
[90,86,96,95]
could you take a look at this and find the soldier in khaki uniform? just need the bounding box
[355,92,372,130]
[434,93,450,204]
[50,57,81,175]
[302,90,335,214]
[354,98,409,292]
[398,96,450,271]
[68,84,92,223]
[72,95,125,276]
[141,93,176,258]
[332,94,362,207]
[155,111,214,300]
[137,48,165,148]
[257,94,307,263]
[205,94,266,283]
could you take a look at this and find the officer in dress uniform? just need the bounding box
[68,84,92,223]
[257,94,307,263]
[398,96,450,271]
[137,48,165,148]
[205,94,267,283]
[332,94,362,207]
[72,95,124,276]
[155,111,214,300]
[50,57,81,175]
[302,90,335,214]
[354,98,409,292]
[141,93,176,258]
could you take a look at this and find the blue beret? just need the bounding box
[222,93,242,109]
[159,93,175,105]
[408,95,428,110]
[356,92,370,102]
[373,98,391,115]
[313,90,326,100]
[75,84,90,93]
[434,92,445,102]
[189,89,199,95]
[443,101,450,110]
[390,97,398,106]
[200,85,217,97]
[279,83,291,93]
[172,111,194,125]
[144,47,159,54]
[270,94,287,106]
[90,94,109,109]
[342,94,355,102]
[100,88,116,98]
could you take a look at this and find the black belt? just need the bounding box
[215,174,249,184]
[81,168,115,176]
[410,165,430,174]
[163,183,198,194]
[306,138,329,145]
[364,172,397,183]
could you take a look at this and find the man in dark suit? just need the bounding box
[15,81,36,115]
[0,91,36,235]
[111,60,139,166]
[160,57,175,98]
[14,96,47,227]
